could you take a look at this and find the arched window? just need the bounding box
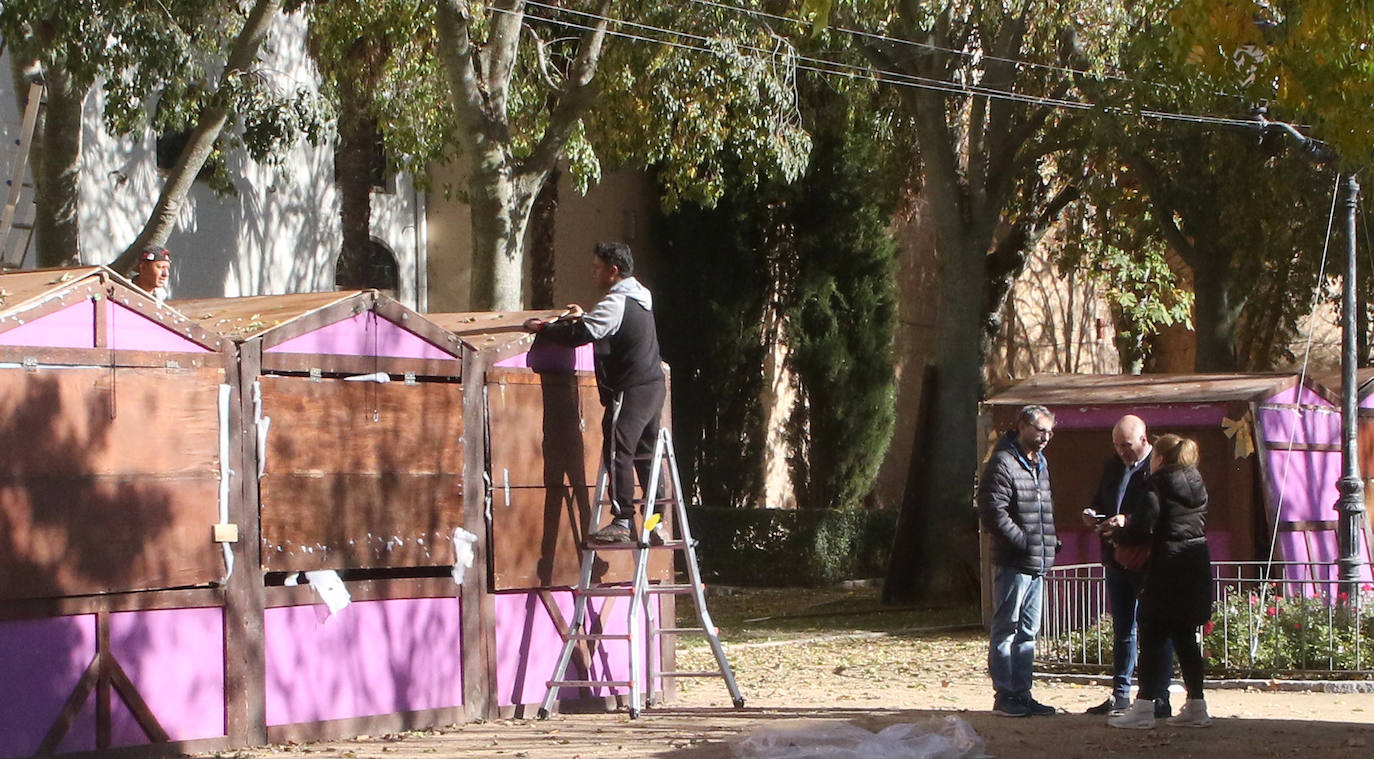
[336,238,399,294]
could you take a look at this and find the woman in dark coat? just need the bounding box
[1105,433,1213,729]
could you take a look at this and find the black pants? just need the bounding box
[1136,615,1205,701]
[602,381,666,519]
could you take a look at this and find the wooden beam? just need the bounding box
[108,655,172,743]
[37,655,99,755]
[0,588,223,622]
[460,348,497,721]
[224,341,267,746]
[97,612,112,748]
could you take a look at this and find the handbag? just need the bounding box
[1113,541,1151,571]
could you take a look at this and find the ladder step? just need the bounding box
[575,583,696,597]
[547,679,633,689]
[656,671,726,678]
[567,633,632,641]
[575,586,634,597]
[646,584,697,595]
[586,539,688,551]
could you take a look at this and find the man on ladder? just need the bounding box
[525,241,742,719]
[523,240,665,544]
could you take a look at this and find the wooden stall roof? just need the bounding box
[0,266,106,316]
[171,291,363,341]
[985,372,1337,408]
[0,265,226,350]
[1312,368,1374,401]
[427,310,563,362]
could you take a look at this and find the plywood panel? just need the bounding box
[259,377,464,571]
[260,474,464,571]
[0,367,223,477]
[259,377,463,475]
[486,372,604,489]
[0,479,223,600]
[490,487,670,590]
[0,367,226,600]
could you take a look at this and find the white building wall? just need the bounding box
[1,12,425,308]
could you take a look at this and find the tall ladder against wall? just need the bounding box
[0,82,44,268]
[537,426,744,719]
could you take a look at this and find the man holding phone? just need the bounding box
[1081,414,1170,717]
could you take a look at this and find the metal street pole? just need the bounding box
[1336,173,1366,599]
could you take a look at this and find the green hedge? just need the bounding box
[686,506,897,587]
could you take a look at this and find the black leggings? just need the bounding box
[1136,615,1205,701]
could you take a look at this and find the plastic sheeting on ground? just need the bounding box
[731,716,987,759]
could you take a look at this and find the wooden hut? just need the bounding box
[0,267,235,757]
[982,373,1371,591]
[0,282,675,759]
[173,290,473,742]
[427,312,672,714]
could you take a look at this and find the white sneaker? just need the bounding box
[1107,699,1156,729]
[1167,698,1213,727]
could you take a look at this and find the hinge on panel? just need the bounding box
[21,357,37,372]
[404,371,417,386]
[309,367,322,382]
[165,359,181,369]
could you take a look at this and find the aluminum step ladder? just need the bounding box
[536,426,744,719]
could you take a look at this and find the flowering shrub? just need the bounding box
[1038,582,1374,676]
[1201,584,1374,673]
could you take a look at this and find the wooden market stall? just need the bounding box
[427,311,673,714]
[0,267,237,758]
[0,282,676,759]
[173,290,474,742]
[981,373,1372,592]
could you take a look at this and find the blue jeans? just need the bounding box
[1106,565,1172,702]
[988,564,1043,699]
[1105,565,1139,700]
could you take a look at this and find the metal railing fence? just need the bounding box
[1038,562,1374,677]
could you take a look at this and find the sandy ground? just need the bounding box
[236,629,1374,759]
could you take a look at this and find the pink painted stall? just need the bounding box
[172,290,473,742]
[427,312,673,715]
[1,285,677,758]
[0,267,236,758]
[981,374,1371,597]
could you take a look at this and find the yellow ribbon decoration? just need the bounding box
[1221,410,1255,459]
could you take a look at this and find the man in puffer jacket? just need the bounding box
[978,404,1060,717]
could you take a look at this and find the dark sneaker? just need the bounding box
[1086,696,1130,715]
[586,521,635,545]
[1025,696,1057,716]
[993,696,1031,717]
[1154,698,1172,718]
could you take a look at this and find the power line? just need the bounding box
[687,0,1141,84]
[522,1,1087,111]
[506,4,1269,131]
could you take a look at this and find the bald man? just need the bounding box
[1081,415,1171,718]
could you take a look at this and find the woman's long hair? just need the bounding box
[1153,433,1200,468]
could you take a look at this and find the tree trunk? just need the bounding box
[111,0,283,272]
[435,0,610,312]
[528,167,560,309]
[1189,253,1240,371]
[32,68,83,267]
[9,36,83,268]
[334,83,376,288]
[467,151,542,310]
